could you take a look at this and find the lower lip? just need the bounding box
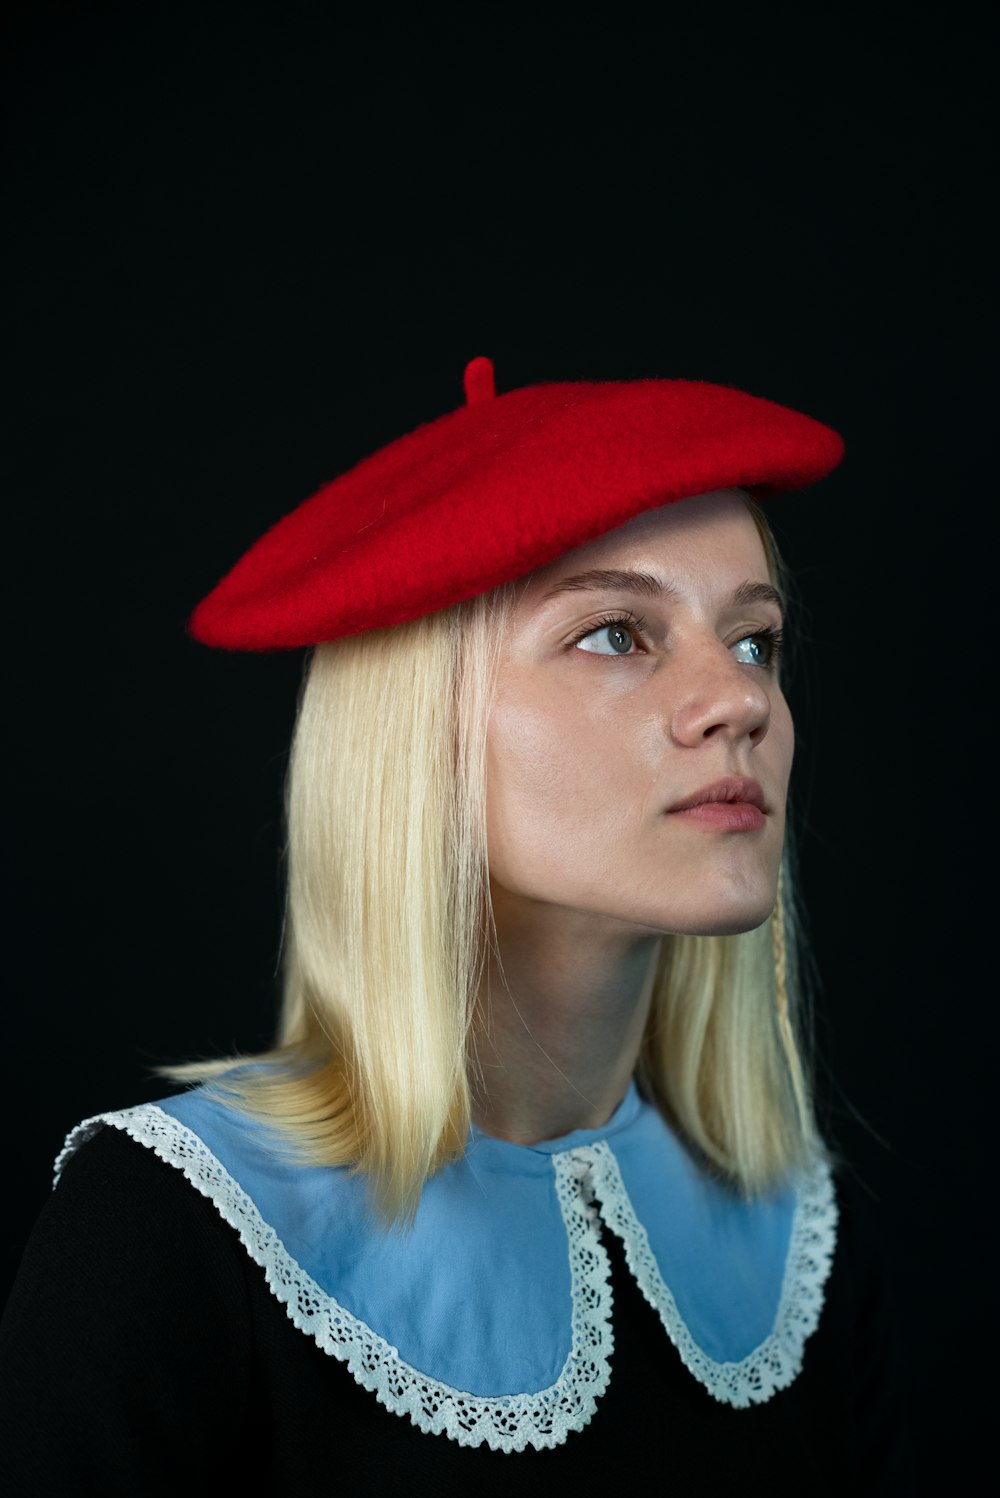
[670,802,766,831]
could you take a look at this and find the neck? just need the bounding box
[470,884,662,1144]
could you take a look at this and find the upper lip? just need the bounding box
[668,776,766,813]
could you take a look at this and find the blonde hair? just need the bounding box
[162,496,822,1219]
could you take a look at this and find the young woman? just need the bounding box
[0,359,906,1492]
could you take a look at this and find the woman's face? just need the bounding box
[485,490,794,938]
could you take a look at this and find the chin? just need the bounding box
[626,876,779,938]
[681,908,774,937]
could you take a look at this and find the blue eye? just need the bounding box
[574,618,641,655]
[732,628,783,668]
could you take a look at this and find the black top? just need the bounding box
[1,1126,911,1496]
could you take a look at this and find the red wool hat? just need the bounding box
[188,359,843,651]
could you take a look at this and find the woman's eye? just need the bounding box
[575,622,639,656]
[732,629,782,668]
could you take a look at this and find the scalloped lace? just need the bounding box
[54,1105,836,1450]
[579,1141,838,1408]
[55,1107,614,1452]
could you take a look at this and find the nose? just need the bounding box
[667,643,772,749]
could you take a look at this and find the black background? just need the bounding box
[4,4,994,1487]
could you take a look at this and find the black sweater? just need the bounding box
[0,1125,911,1496]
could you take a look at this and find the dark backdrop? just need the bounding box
[4,5,993,1487]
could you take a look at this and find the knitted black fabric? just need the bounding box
[0,1126,911,1496]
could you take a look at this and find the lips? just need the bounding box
[668,776,766,813]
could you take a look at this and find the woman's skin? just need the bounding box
[473,489,794,1144]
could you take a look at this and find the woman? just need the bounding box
[0,359,906,1492]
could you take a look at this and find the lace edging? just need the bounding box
[54,1107,836,1441]
[55,1106,614,1453]
[580,1140,838,1409]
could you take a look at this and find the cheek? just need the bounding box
[771,699,795,793]
[485,693,624,882]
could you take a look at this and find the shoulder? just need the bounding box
[8,1118,253,1334]
[827,1164,899,1317]
[0,1117,262,1494]
[58,1116,244,1247]
[822,1163,915,1492]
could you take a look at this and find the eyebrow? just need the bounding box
[539,568,784,613]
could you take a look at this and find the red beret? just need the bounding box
[188,359,843,651]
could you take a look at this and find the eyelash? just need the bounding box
[568,611,650,648]
[569,612,785,668]
[734,625,784,669]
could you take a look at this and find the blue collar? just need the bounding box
[57,1081,836,1452]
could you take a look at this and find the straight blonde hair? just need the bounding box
[162,498,822,1220]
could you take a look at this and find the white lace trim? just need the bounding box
[55,1106,614,1453]
[54,1105,837,1448]
[577,1140,838,1408]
